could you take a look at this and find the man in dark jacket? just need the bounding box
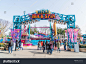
[43,41,45,53]
[15,39,18,51]
[47,41,53,54]
[8,39,13,54]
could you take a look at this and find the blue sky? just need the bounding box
[0,0,86,34]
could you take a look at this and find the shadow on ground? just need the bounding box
[29,51,46,54]
[24,49,37,50]
[0,52,9,54]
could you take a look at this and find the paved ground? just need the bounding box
[0,46,86,58]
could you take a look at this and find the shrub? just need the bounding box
[79,44,86,48]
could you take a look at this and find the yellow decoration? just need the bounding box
[36,10,38,14]
[49,10,51,14]
[75,29,78,31]
[17,31,19,33]
[53,22,57,36]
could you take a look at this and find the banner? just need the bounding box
[65,29,79,43]
[67,29,71,42]
[73,29,79,42]
[11,29,21,42]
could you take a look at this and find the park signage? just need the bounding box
[32,14,55,19]
[28,10,60,20]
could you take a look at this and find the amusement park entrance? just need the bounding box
[12,9,78,49]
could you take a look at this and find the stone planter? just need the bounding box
[79,48,86,52]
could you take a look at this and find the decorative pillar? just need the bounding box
[13,16,15,29]
[29,24,30,39]
[50,20,51,39]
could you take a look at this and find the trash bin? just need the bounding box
[74,44,79,52]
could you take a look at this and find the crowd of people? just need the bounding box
[37,39,68,55]
[4,38,68,54]
[7,39,23,54]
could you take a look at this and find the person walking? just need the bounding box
[15,39,18,51]
[37,41,39,50]
[64,40,67,51]
[8,39,13,54]
[20,42,23,50]
[41,41,43,49]
[19,39,21,49]
[43,41,46,53]
[55,39,57,50]
[47,41,53,54]
[57,40,60,53]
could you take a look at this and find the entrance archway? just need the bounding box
[12,9,76,48]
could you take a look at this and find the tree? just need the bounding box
[57,27,66,36]
[30,28,34,34]
[0,19,12,38]
[34,24,38,33]
[76,25,82,37]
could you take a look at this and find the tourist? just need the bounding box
[20,42,23,50]
[55,39,57,50]
[43,41,46,53]
[37,41,39,50]
[47,41,53,54]
[8,39,13,54]
[19,39,21,49]
[39,41,42,50]
[41,41,43,49]
[57,40,60,53]
[46,41,48,50]
[64,40,67,51]
[15,39,18,51]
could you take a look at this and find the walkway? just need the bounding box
[0,46,86,58]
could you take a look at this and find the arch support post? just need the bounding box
[29,24,30,39]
